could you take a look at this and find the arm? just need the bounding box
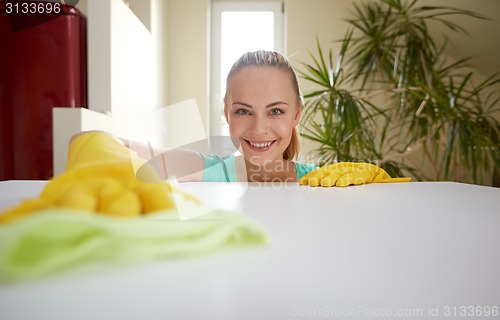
[70,131,205,182]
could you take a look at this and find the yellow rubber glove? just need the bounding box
[298,162,411,187]
[0,132,197,225]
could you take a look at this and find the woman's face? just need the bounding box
[224,66,301,166]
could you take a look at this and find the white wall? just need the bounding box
[53,0,161,173]
[166,0,210,133]
[87,0,156,119]
[420,0,500,78]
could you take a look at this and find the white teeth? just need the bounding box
[249,141,272,148]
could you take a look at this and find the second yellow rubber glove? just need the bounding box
[298,162,411,187]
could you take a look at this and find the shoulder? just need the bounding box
[200,154,236,182]
[293,161,318,180]
[200,154,235,167]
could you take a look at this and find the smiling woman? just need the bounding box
[221,51,309,182]
[72,50,410,186]
[194,50,316,182]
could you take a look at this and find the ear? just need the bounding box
[292,102,302,126]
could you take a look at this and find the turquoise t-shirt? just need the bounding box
[200,154,317,182]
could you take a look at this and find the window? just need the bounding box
[210,1,284,136]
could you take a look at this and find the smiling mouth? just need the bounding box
[244,140,276,151]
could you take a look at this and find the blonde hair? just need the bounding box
[225,50,303,160]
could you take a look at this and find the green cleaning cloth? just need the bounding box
[0,208,268,282]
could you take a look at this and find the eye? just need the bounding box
[270,108,284,116]
[235,108,250,115]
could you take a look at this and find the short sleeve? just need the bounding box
[294,161,318,180]
[200,154,237,182]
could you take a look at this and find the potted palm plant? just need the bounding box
[299,0,500,185]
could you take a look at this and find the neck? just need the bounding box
[243,158,296,182]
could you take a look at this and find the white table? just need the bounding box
[0,181,499,320]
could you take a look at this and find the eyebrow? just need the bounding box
[231,101,289,108]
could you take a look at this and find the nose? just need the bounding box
[250,114,270,135]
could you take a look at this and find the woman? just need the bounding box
[72,51,407,186]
